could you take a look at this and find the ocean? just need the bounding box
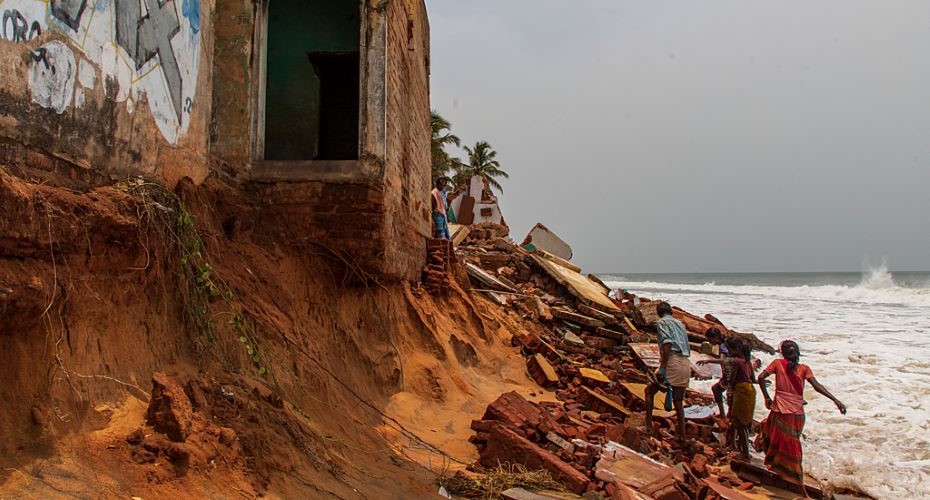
[600,266,930,499]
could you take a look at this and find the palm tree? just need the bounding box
[457,141,509,192]
[431,111,461,178]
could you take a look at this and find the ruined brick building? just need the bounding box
[0,0,431,279]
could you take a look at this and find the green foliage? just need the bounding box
[122,178,271,379]
[431,110,464,179]
[456,141,510,193]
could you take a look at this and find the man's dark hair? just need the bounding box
[706,327,722,341]
[435,177,448,188]
[656,301,673,317]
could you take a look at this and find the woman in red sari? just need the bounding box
[756,340,846,495]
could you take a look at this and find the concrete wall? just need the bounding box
[0,0,431,281]
[214,0,430,280]
[0,0,213,186]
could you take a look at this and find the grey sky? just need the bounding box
[427,1,930,273]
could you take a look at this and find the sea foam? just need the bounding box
[606,267,930,499]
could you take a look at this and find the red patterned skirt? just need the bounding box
[754,411,805,484]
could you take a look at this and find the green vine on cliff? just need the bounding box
[121,177,270,379]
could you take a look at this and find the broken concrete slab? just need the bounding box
[580,387,629,418]
[552,307,605,329]
[619,382,675,418]
[629,343,662,370]
[501,487,583,500]
[577,304,619,325]
[562,330,586,347]
[529,254,620,313]
[593,326,626,341]
[521,223,573,261]
[730,457,825,499]
[527,354,560,389]
[466,262,517,293]
[533,248,582,273]
[448,223,470,246]
[579,368,611,387]
[595,441,684,491]
[704,480,755,500]
[689,352,723,379]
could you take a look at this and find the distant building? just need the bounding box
[0,0,431,279]
[448,175,506,227]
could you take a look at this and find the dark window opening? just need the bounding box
[264,0,360,161]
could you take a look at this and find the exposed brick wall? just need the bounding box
[209,0,257,169]
[382,0,431,279]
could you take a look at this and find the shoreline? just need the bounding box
[444,222,875,499]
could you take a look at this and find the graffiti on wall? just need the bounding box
[0,0,201,144]
[1,7,41,42]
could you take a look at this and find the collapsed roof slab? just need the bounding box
[522,223,573,261]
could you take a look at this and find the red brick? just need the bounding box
[480,425,591,494]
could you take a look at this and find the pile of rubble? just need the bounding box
[450,226,835,499]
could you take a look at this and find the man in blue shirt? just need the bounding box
[645,301,691,442]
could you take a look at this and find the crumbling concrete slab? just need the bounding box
[528,254,621,313]
[577,304,619,325]
[580,387,629,418]
[448,223,470,246]
[629,343,662,370]
[501,487,583,500]
[704,480,755,500]
[521,223,573,261]
[552,307,605,329]
[730,457,825,499]
[690,352,723,379]
[527,354,560,389]
[466,262,517,293]
[595,441,684,491]
[579,368,611,387]
[534,248,582,273]
[620,382,675,418]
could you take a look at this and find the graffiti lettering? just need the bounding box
[50,0,87,32]
[115,0,183,121]
[183,96,192,114]
[29,47,52,71]
[28,40,76,114]
[2,9,41,42]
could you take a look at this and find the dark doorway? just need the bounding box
[264,0,360,161]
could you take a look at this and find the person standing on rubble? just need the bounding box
[728,339,757,459]
[644,301,691,443]
[756,340,846,495]
[431,177,451,239]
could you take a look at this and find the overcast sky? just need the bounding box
[427,1,930,273]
